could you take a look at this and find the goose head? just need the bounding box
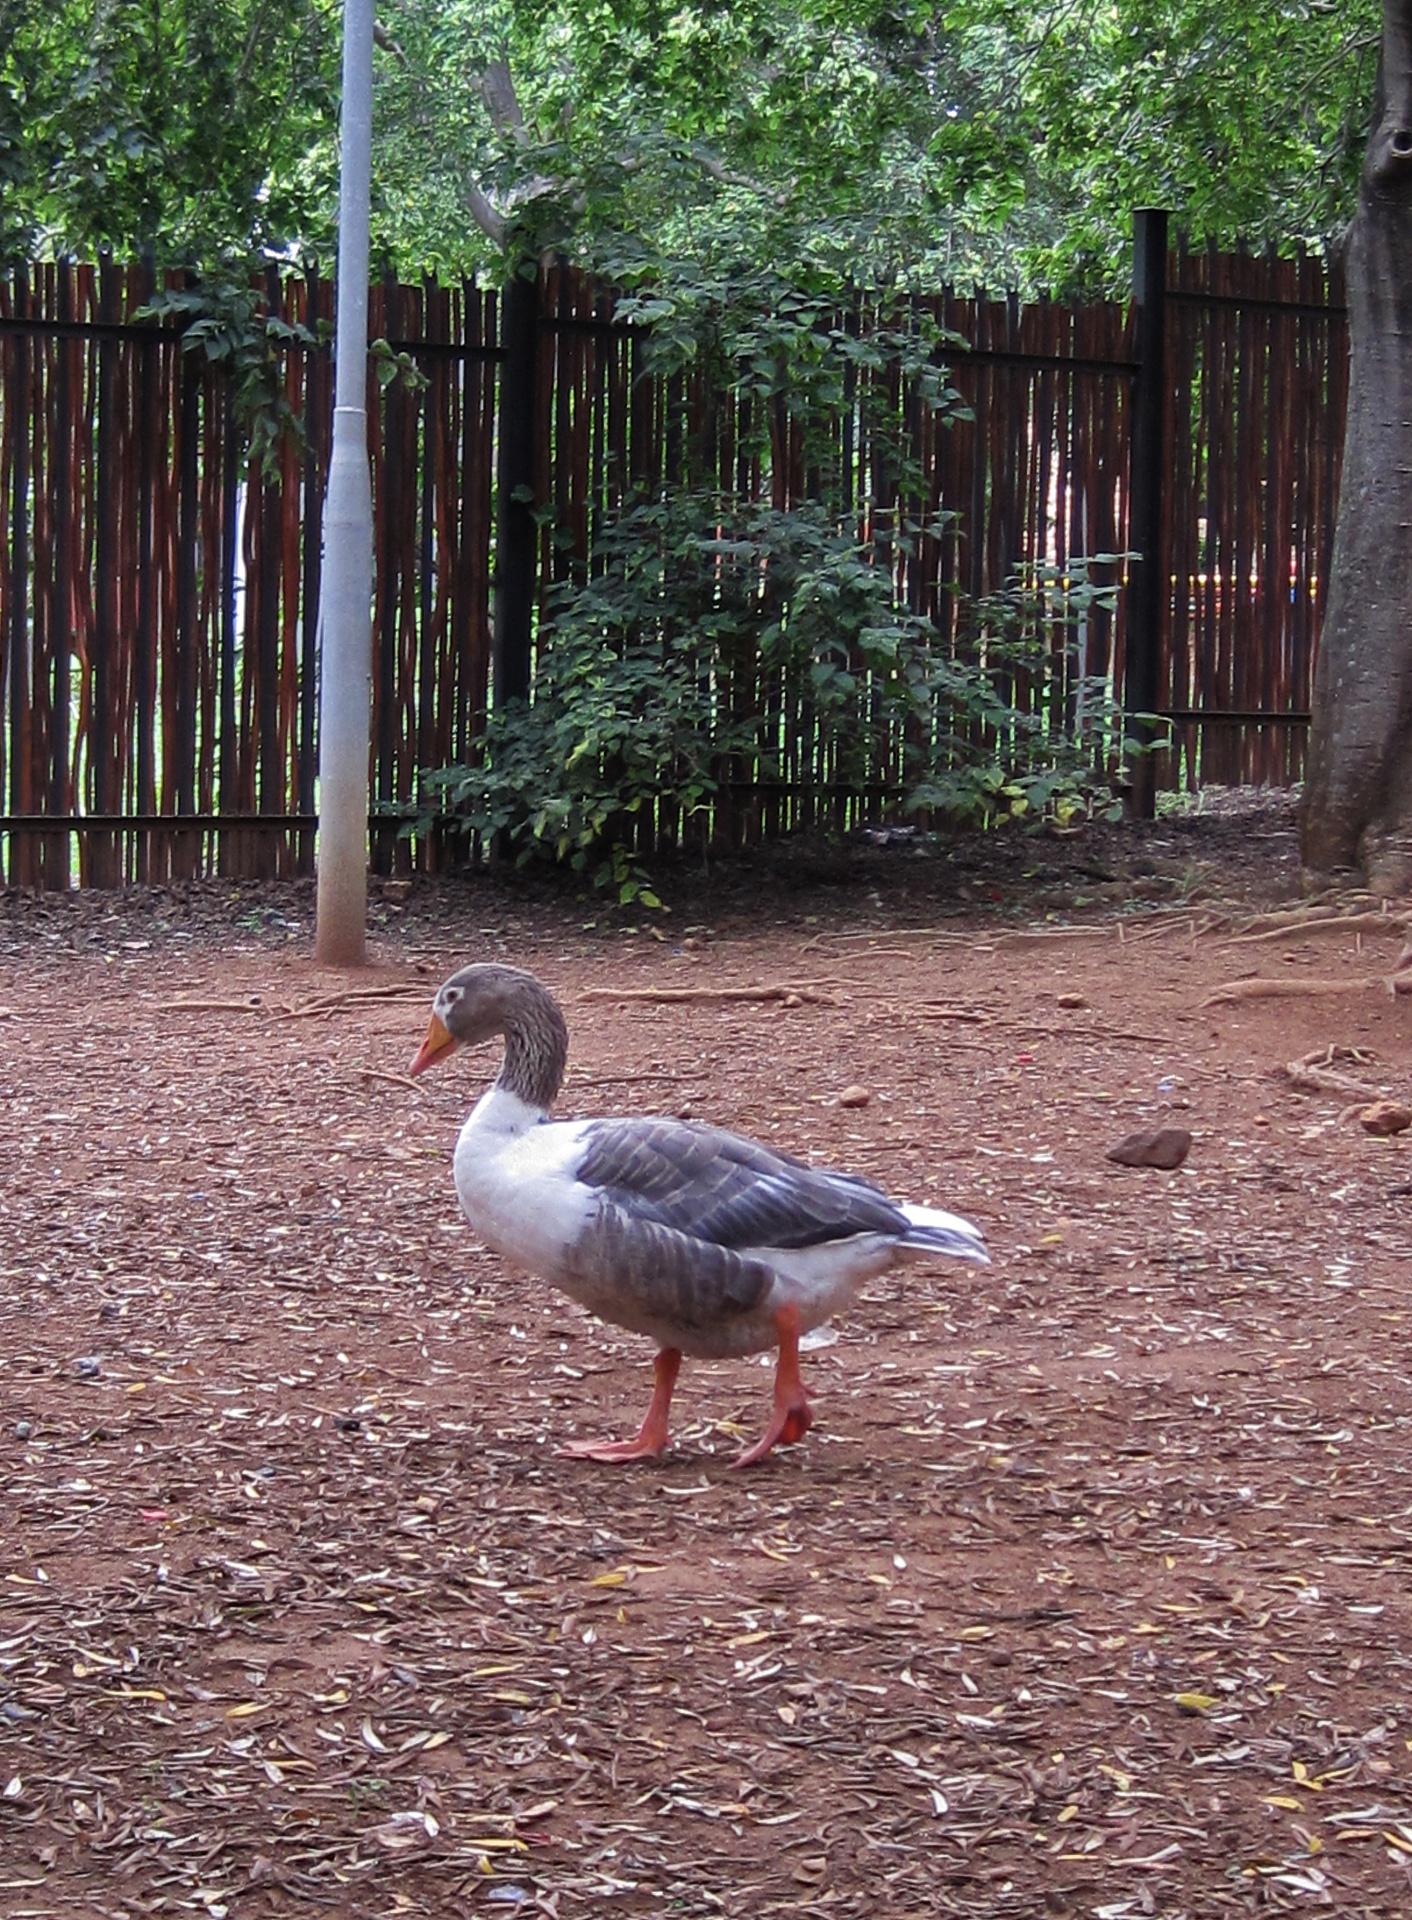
[410,964,570,1109]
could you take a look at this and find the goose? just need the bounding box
[410,964,988,1466]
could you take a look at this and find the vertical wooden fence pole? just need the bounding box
[1126,208,1169,818]
[492,267,539,708]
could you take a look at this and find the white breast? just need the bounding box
[452,1091,597,1279]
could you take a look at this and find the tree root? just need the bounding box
[1201,976,1386,1007]
[1279,1045,1385,1102]
[1217,909,1410,948]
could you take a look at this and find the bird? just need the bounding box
[410,963,988,1467]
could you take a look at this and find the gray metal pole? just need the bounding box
[314,0,375,965]
[1125,207,1169,820]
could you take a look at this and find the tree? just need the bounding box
[0,0,339,266]
[1301,0,1412,888]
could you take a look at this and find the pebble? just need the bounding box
[1105,1126,1192,1171]
[1359,1100,1412,1137]
[74,1357,103,1380]
[1056,991,1087,1009]
[837,1084,872,1109]
[14,1421,32,1441]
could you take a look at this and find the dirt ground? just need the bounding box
[4,794,1412,1920]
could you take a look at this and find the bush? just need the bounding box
[408,490,1130,903]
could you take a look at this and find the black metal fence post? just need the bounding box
[1126,207,1169,819]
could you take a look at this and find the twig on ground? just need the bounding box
[161,998,284,1015]
[567,1069,709,1088]
[353,1066,420,1089]
[274,985,427,1020]
[579,983,842,1006]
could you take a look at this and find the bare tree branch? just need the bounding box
[374,23,408,68]
[482,60,528,142]
[463,179,506,246]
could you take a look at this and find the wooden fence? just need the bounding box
[0,236,1347,887]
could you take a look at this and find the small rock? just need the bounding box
[1105,1126,1192,1171]
[1056,991,1087,1010]
[837,1084,872,1109]
[1359,1100,1412,1137]
[74,1357,103,1380]
[381,878,414,903]
[14,1421,32,1442]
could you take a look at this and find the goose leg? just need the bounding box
[557,1348,681,1462]
[734,1307,813,1468]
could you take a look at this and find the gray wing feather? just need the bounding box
[575,1117,911,1251]
[568,1203,774,1331]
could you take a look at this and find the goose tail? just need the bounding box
[899,1203,990,1265]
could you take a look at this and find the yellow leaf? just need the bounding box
[1384,1831,1412,1856]
[757,1545,791,1564]
[959,1626,994,1642]
[728,1630,773,1650]
[1172,1692,1219,1715]
[1057,1804,1079,1824]
[1263,1796,1302,1811]
[1291,1761,1323,1791]
[225,1701,266,1719]
[423,1730,453,1751]
[471,1664,524,1678]
[586,1571,627,1589]
[467,1838,528,1854]
[112,1686,167,1703]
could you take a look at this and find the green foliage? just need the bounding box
[2,0,1383,292]
[934,0,1380,292]
[140,278,325,474]
[370,0,1380,294]
[409,493,1131,899]
[611,255,968,496]
[0,0,339,268]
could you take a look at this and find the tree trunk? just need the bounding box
[1301,0,1412,889]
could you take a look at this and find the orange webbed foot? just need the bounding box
[556,1348,680,1466]
[733,1308,813,1468]
[556,1432,670,1463]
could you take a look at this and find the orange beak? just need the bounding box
[410,1013,457,1078]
